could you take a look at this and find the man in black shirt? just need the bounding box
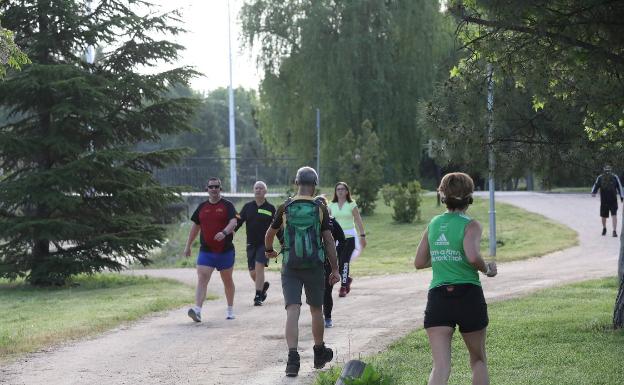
[592,165,624,237]
[235,181,276,306]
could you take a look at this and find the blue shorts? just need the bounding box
[197,249,235,271]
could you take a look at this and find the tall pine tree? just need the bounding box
[0,1,199,285]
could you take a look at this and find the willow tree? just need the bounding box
[0,1,199,286]
[241,0,454,182]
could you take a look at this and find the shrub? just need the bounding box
[381,181,422,223]
[337,120,385,215]
[314,363,393,385]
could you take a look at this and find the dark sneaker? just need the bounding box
[254,293,263,306]
[313,343,334,369]
[602,228,607,236]
[187,308,201,323]
[346,277,353,294]
[285,350,300,377]
[261,281,270,302]
[614,231,618,237]
[324,318,333,328]
[339,286,347,298]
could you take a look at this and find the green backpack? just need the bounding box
[282,198,325,269]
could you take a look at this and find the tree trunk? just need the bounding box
[613,211,624,329]
[526,171,534,191]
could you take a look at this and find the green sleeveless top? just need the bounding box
[427,212,481,289]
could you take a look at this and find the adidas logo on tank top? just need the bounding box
[435,233,449,246]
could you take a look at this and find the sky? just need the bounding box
[149,0,261,93]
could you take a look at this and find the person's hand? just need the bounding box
[359,236,367,249]
[265,249,278,259]
[183,246,191,258]
[328,269,341,285]
[214,231,226,241]
[485,261,497,277]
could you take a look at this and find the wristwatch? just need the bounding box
[360,234,366,238]
[221,230,228,237]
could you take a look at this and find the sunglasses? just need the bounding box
[206,185,221,190]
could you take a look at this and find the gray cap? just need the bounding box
[295,166,319,186]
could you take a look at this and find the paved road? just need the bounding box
[1,193,619,385]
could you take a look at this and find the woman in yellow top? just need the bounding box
[328,182,366,297]
[415,172,497,385]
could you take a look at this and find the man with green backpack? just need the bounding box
[265,166,341,377]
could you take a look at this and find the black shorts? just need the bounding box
[600,204,617,218]
[246,244,268,271]
[424,284,488,333]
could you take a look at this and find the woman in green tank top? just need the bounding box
[414,172,497,385]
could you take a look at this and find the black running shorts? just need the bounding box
[424,284,488,333]
[246,244,268,270]
[600,203,617,218]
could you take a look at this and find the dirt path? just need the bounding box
[1,193,619,385]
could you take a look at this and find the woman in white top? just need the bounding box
[328,182,367,297]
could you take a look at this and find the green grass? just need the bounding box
[0,274,195,361]
[546,187,589,193]
[149,195,578,276]
[316,278,624,385]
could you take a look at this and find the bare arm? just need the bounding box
[184,223,201,257]
[464,220,497,277]
[214,217,238,241]
[264,226,280,258]
[414,229,431,269]
[352,206,367,248]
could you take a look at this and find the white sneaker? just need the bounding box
[188,308,201,322]
[226,309,235,320]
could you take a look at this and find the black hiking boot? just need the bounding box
[261,281,270,302]
[253,293,263,306]
[614,231,618,237]
[285,349,300,377]
[602,227,607,236]
[313,343,334,369]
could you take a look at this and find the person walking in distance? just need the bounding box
[328,182,366,297]
[184,178,238,322]
[415,172,497,385]
[234,181,275,306]
[592,164,624,237]
[314,195,346,328]
[265,167,341,377]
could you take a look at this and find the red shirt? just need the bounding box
[191,199,237,253]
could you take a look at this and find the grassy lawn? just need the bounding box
[149,195,578,276]
[316,278,624,385]
[0,274,195,362]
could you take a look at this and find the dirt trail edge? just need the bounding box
[1,193,618,385]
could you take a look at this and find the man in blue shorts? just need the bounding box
[184,177,238,322]
[235,181,276,306]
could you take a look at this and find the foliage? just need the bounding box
[337,120,385,215]
[0,1,199,285]
[314,363,394,385]
[241,0,455,182]
[444,0,624,172]
[0,22,29,78]
[381,181,422,223]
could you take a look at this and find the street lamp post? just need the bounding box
[486,63,497,258]
[227,0,237,193]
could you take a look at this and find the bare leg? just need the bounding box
[195,265,215,307]
[310,305,324,345]
[249,269,256,284]
[255,262,266,292]
[602,217,607,228]
[219,267,235,306]
[461,328,489,385]
[285,304,301,349]
[612,214,618,232]
[426,326,454,385]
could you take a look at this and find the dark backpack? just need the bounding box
[282,198,325,269]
